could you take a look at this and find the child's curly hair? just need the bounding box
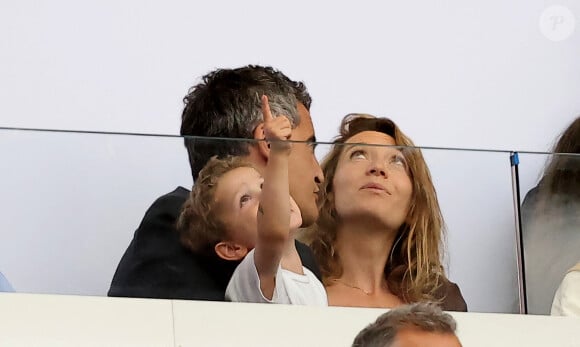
[177,156,255,255]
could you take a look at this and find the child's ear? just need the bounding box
[252,123,270,160]
[214,241,249,261]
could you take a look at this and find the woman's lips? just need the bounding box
[361,183,391,195]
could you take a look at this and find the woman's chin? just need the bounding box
[289,217,303,231]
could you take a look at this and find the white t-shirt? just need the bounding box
[225,249,328,306]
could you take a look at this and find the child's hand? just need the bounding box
[261,95,292,153]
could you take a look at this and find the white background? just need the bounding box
[1,0,579,313]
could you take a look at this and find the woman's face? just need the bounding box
[332,131,413,230]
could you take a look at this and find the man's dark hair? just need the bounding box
[352,303,459,347]
[180,65,312,180]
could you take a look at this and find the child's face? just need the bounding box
[214,167,303,249]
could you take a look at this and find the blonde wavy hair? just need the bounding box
[304,114,447,303]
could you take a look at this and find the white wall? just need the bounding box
[2,1,579,150]
[1,1,579,313]
[2,293,580,347]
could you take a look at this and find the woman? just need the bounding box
[521,116,580,315]
[304,114,466,311]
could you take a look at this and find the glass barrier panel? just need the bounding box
[0,129,192,296]
[518,152,580,315]
[420,147,518,313]
[0,129,522,313]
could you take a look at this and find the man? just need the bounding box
[352,303,462,347]
[108,65,324,300]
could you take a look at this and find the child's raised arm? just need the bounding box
[254,95,294,299]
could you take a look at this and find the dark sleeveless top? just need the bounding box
[435,279,468,312]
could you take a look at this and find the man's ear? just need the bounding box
[214,241,249,261]
[252,123,270,160]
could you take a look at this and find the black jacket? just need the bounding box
[108,187,321,300]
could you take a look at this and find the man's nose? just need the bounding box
[313,157,324,185]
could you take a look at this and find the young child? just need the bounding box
[177,95,327,306]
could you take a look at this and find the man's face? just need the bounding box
[391,328,462,347]
[288,103,324,227]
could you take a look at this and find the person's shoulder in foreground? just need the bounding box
[352,302,462,347]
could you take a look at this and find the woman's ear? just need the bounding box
[214,241,249,261]
[252,123,270,160]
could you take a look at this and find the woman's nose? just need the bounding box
[368,162,387,177]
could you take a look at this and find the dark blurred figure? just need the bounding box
[521,116,580,315]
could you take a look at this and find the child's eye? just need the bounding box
[240,194,251,207]
[350,149,367,160]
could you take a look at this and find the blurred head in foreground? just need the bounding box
[352,302,461,347]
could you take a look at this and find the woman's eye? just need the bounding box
[350,149,367,160]
[240,194,251,207]
[390,154,407,168]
